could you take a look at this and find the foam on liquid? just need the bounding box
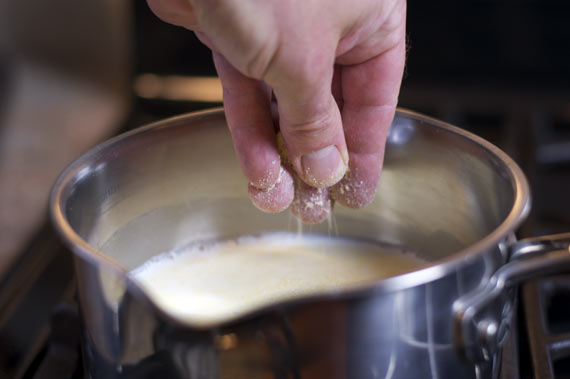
[130,233,426,327]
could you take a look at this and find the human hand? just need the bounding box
[148,0,406,223]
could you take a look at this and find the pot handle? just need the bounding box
[453,232,570,363]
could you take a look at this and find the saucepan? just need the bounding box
[50,108,570,378]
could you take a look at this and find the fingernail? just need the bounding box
[301,145,347,188]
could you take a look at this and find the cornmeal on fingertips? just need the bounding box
[290,179,334,224]
[248,166,295,213]
[331,165,379,209]
[250,132,354,223]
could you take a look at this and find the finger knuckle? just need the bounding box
[287,110,336,143]
[233,31,278,79]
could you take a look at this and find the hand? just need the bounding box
[148,0,406,223]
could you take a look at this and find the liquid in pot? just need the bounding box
[129,232,426,326]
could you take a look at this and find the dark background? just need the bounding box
[134,1,570,86]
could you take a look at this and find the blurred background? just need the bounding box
[0,1,569,377]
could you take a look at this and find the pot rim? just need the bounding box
[49,107,531,326]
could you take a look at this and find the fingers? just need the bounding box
[285,65,340,223]
[213,52,283,190]
[265,49,349,189]
[149,0,405,222]
[191,0,347,193]
[331,36,406,208]
[249,167,295,213]
[290,177,334,224]
[214,52,296,213]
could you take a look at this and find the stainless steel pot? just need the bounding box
[50,108,570,379]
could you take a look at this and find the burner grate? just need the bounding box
[522,276,570,378]
[24,303,82,379]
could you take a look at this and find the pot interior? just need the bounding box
[55,109,527,277]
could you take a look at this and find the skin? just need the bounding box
[147,0,407,223]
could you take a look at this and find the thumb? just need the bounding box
[267,55,348,189]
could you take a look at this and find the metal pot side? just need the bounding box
[51,109,532,378]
